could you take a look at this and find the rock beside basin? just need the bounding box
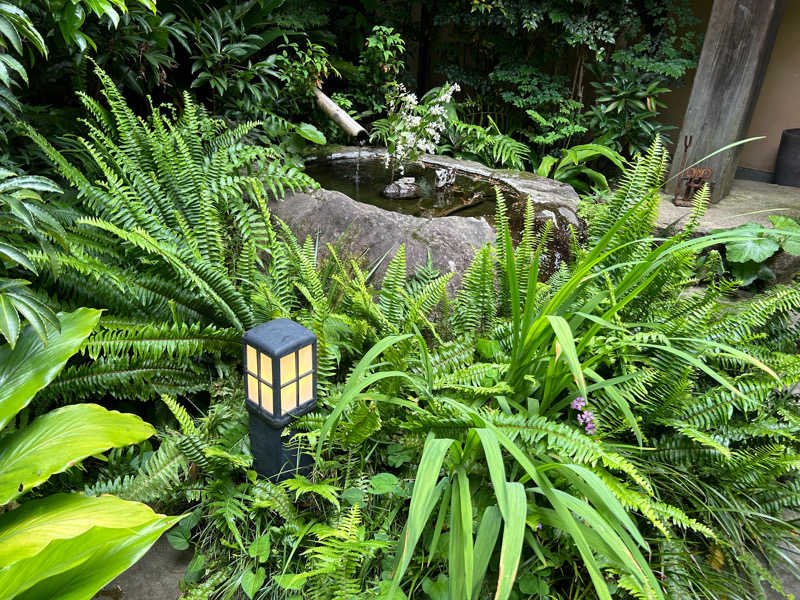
[271,188,495,288]
[382,177,421,199]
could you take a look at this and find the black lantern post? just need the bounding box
[242,318,317,478]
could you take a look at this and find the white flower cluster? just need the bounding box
[383,82,460,175]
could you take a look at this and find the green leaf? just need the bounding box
[248,533,271,562]
[494,482,527,600]
[0,294,20,348]
[730,260,772,286]
[724,224,780,263]
[546,315,587,398]
[295,122,326,145]
[449,467,473,600]
[0,241,35,271]
[0,308,100,431]
[369,472,400,495]
[341,487,366,505]
[535,155,558,177]
[274,571,317,590]
[0,493,181,599]
[241,567,266,599]
[281,475,340,509]
[167,523,191,551]
[0,403,154,504]
[184,553,205,584]
[422,574,450,600]
[769,215,800,255]
[392,436,453,592]
[471,506,501,598]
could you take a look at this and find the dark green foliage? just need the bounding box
[24,63,315,406]
[586,64,675,156]
[7,3,798,600]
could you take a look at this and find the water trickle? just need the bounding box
[354,146,361,200]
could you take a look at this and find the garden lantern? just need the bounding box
[242,318,317,478]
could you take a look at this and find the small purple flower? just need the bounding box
[571,396,598,436]
[575,405,598,436]
[537,523,543,531]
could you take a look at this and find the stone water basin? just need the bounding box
[271,146,582,288]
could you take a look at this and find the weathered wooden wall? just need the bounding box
[668,0,786,201]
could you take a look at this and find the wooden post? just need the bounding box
[668,0,786,202]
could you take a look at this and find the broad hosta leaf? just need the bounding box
[0,493,181,599]
[295,122,326,145]
[0,307,100,431]
[0,403,155,504]
[769,215,800,255]
[730,260,775,286]
[724,224,780,263]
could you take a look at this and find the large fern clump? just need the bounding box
[24,63,317,407]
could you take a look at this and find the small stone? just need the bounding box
[766,250,800,283]
[435,168,456,189]
[382,177,421,199]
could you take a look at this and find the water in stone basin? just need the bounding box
[304,158,520,220]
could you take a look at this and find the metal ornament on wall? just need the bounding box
[242,318,317,478]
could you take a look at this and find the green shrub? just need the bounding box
[0,307,179,599]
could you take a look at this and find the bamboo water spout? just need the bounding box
[313,86,369,145]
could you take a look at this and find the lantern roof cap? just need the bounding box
[243,318,315,356]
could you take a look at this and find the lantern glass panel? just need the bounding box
[247,374,259,404]
[259,353,272,384]
[260,382,271,413]
[298,345,313,374]
[299,374,313,404]
[281,381,296,413]
[246,345,257,373]
[280,353,296,382]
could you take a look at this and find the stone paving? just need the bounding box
[657,179,800,234]
[94,538,191,600]
[658,179,800,283]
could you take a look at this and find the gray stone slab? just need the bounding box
[658,179,800,282]
[657,179,800,235]
[94,537,191,600]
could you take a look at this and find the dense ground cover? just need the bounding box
[1,2,800,600]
